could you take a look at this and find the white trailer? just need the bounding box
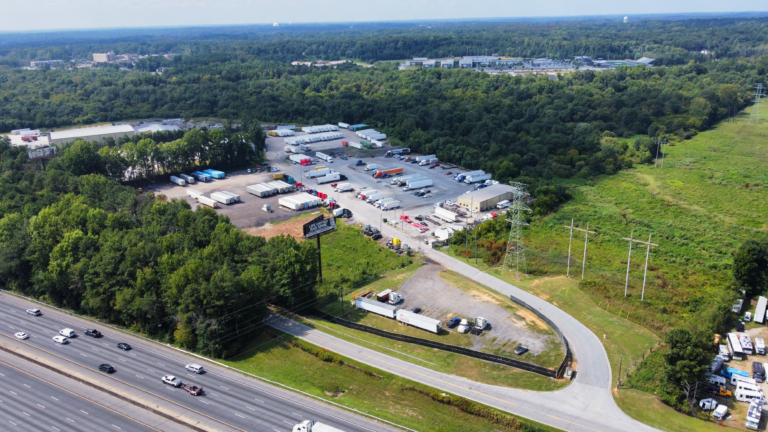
[285,146,299,153]
[418,158,439,166]
[179,174,196,184]
[334,183,352,192]
[306,168,332,178]
[382,201,401,210]
[357,189,377,199]
[289,154,309,164]
[316,152,334,163]
[218,191,241,202]
[338,122,350,129]
[755,296,768,324]
[415,154,437,162]
[299,144,311,151]
[365,164,377,171]
[391,174,423,185]
[376,198,395,207]
[210,192,235,205]
[365,193,384,203]
[196,196,219,209]
[246,184,277,197]
[317,173,341,184]
[355,297,398,319]
[348,141,363,149]
[496,200,511,209]
[292,420,345,432]
[186,189,204,199]
[434,207,459,222]
[170,175,186,186]
[396,310,442,334]
[464,173,492,184]
[404,179,433,191]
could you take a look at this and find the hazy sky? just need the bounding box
[3,0,768,32]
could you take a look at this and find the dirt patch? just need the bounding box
[324,390,346,398]
[243,212,320,240]
[468,290,503,306]
[515,309,549,331]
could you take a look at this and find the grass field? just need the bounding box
[224,330,560,432]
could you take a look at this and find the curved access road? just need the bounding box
[290,187,660,432]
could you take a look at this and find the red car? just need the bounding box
[182,383,204,396]
[432,162,440,166]
[445,171,452,175]
[330,183,338,187]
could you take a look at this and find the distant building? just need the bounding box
[636,57,655,66]
[93,51,116,63]
[459,56,499,68]
[404,57,429,67]
[458,184,516,212]
[30,60,65,68]
[440,59,454,68]
[574,56,593,64]
[135,124,181,134]
[423,60,437,68]
[49,125,135,146]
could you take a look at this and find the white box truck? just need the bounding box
[293,419,345,432]
[355,297,398,319]
[376,198,395,208]
[382,201,401,210]
[170,175,186,186]
[317,173,341,184]
[496,200,511,209]
[334,183,352,192]
[179,174,196,184]
[210,192,235,205]
[464,173,492,184]
[316,152,334,163]
[396,310,442,334]
[391,174,422,185]
[306,168,332,178]
[187,189,204,199]
[435,207,459,222]
[365,193,384,204]
[404,179,433,191]
[415,154,436,162]
[365,164,378,171]
[338,122,350,129]
[197,196,219,208]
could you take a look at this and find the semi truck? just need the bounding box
[393,174,424,186]
[357,189,377,199]
[382,201,401,210]
[415,154,436,162]
[316,173,341,184]
[365,164,378,171]
[355,297,398,319]
[306,168,332,178]
[210,192,235,205]
[434,206,459,222]
[403,179,433,191]
[376,198,395,208]
[418,158,439,166]
[365,193,384,204]
[179,174,196,184]
[196,196,219,208]
[455,170,485,182]
[373,168,403,178]
[464,173,492,184]
[170,175,186,186]
[293,421,345,432]
[315,152,334,163]
[396,310,442,334]
[385,148,410,157]
[289,154,311,164]
[334,183,352,192]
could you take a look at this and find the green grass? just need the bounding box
[223,330,561,432]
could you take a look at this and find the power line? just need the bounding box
[748,83,763,125]
[503,182,530,281]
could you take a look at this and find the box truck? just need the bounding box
[306,168,332,178]
[334,183,352,192]
[196,196,219,208]
[317,173,341,184]
[365,164,378,171]
[464,173,492,184]
[365,193,384,203]
[434,207,459,222]
[179,174,196,184]
[316,152,334,163]
[396,310,442,334]
[382,201,401,210]
[191,171,212,182]
[187,189,204,199]
[293,420,345,432]
[415,154,437,162]
[170,175,186,186]
[403,179,433,191]
[357,189,377,199]
[355,297,398,319]
[210,192,235,205]
[373,168,403,178]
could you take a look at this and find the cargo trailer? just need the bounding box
[418,158,439,166]
[306,168,332,178]
[376,198,395,207]
[316,173,341,184]
[289,154,310,164]
[338,122,350,129]
[218,191,241,202]
[267,129,295,137]
[403,179,433,191]
[464,173,492,184]
[456,170,485,182]
[349,124,368,131]
[299,144,311,152]
[396,310,442,334]
[334,183,352,192]
[187,189,204,199]
[382,201,401,210]
[392,174,423,185]
[356,297,398,319]
[246,184,276,197]
[434,207,459,222]
[348,141,363,149]
[278,193,322,211]
[170,175,186,186]
[277,125,295,130]
[271,180,295,193]
[285,146,300,154]
[755,296,768,324]
[365,193,384,203]
[315,152,334,163]
[385,148,410,157]
[203,169,225,179]
[196,196,219,209]
[365,164,378,171]
[301,124,339,134]
[210,192,235,205]
[191,171,212,182]
[415,154,437,162]
[360,141,372,149]
[373,168,403,178]
[292,419,345,432]
[179,174,196,184]
[367,133,387,140]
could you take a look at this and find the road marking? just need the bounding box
[50,396,58,401]
[52,426,60,431]
[156,362,164,366]
[245,406,255,411]
[235,413,245,418]
[210,392,219,397]
[80,353,88,357]
[8,325,14,329]
[91,348,99,352]
[113,425,121,429]
[146,368,155,373]
[118,357,126,362]
[254,398,264,403]
[292,412,300,416]
[199,400,209,405]
[23,384,31,388]
[283,420,293,425]
[220,385,229,390]
[37,404,45,409]
[22,411,30,416]
[80,410,88,415]
[67,418,75,422]
[135,375,144,379]
[8,420,17,426]
[31,335,38,338]
[0,372,4,376]
[9,391,17,395]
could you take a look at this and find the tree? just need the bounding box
[733,239,768,296]
[661,328,711,410]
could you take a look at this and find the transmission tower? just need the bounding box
[502,182,530,281]
[748,83,764,125]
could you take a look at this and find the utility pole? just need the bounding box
[617,355,622,388]
[622,232,659,300]
[748,83,764,125]
[562,220,595,278]
[581,222,595,280]
[564,219,574,277]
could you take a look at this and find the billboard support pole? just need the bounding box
[317,235,323,283]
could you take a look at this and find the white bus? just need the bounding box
[736,385,764,404]
[746,400,762,430]
[728,333,746,361]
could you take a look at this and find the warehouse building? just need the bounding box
[49,125,135,146]
[457,184,516,212]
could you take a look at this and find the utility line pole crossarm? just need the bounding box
[563,222,596,279]
[622,232,659,301]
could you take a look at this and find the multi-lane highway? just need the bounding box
[0,293,403,432]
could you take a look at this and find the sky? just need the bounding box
[3,0,768,32]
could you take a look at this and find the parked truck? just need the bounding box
[391,174,422,185]
[365,164,378,171]
[315,152,334,163]
[455,170,484,182]
[415,154,437,162]
[418,158,439,166]
[374,168,403,178]
[285,146,300,154]
[179,174,196,184]
[382,200,401,210]
[170,175,186,186]
[385,148,411,157]
[306,168,332,178]
[196,196,219,209]
[464,173,492,184]
[496,200,511,209]
[317,173,341,184]
[355,297,398,319]
[396,310,442,334]
[403,179,433,191]
[299,144,311,152]
[434,207,459,223]
[293,420,345,432]
[376,198,395,208]
[289,154,310,164]
[218,191,241,202]
[334,183,352,192]
[365,193,384,204]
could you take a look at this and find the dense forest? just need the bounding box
[0,136,309,357]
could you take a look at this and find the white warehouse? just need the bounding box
[49,125,136,146]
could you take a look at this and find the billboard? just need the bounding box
[27,146,57,161]
[303,215,337,238]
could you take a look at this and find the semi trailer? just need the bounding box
[179,174,196,184]
[316,173,341,184]
[396,310,442,334]
[196,196,219,208]
[170,175,186,186]
[210,192,235,205]
[464,173,492,184]
[403,179,433,191]
[434,207,460,222]
[355,297,398,319]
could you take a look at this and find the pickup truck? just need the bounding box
[181,383,204,396]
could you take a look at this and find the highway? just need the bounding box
[0,293,403,432]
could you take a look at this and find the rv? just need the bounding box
[728,333,746,361]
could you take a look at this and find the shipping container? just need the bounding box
[170,175,186,186]
[196,196,219,209]
[356,297,398,319]
[306,168,332,178]
[464,173,492,184]
[316,173,341,184]
[191,171,212,182]
[186,189,204,199]
[210,192,235,205]
[179,174,196,184]
[396,310,442,334]
[404,179,433,191]
[434,207,459,222]
[203,169,225,179]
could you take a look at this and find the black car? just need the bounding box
[116,342,132,351]
[514,346,529,355]
[421,222,429,226]
[411,307,422,314]
[84,329,102,338]
[371,234,383,241]
[99,364,115,374]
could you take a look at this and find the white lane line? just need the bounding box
[220,386,229,390]
[102,343,109,347]
[0,373,4,377]
[50,396,58,401]
[273,429,280,432]
[283,421,293,425]
[292,412,300,416]
[156,362,164,366]
[254,398,264,403]
[91,348,99,352]
[135,375,144,379]
[31,335,38,338]
[118,357,126,362]
[66,418,75,422]
[23,384,31,388]
[146,368,155,373]
[199,400,209,405]
[112,425,121,430]
[9,391,17,395]
[8,420,17,426]
[80,353,88,357]
[209,392,219,397]
[7,325,14,329]
[235,414,245,419]
[245,406,256,411]
[52,426,60,431]
[37,404,45,409]
[22,411,30,416]
[80,410,89,415]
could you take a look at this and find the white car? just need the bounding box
[14,332,28,340]
[26,309,41,316]
[185,364,205,374]
[52,336,69,344]
[162,375,182,387]
[59,328,75,338]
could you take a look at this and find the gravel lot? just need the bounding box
[397,260,559,355]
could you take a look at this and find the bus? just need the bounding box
[728,333,746,361]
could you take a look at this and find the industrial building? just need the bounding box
[49,125,135,146]
[135,123,180,134]
[93,51,116,63]
[457,184,516,212]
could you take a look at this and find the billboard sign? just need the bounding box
[303,215,337,238]
[27,146,57,161]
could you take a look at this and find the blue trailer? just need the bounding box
[203,169,225,179]
[191,171,212,182]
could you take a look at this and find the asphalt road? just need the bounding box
[0,352,163,432]
[0,293,403,432]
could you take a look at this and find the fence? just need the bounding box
[310,309,558,378]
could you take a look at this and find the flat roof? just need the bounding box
[458,184,515,203]
[136,124,180,133]
[50,124,135,140]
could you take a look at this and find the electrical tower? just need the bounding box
[748,83,764,125]
[502,182,530,281]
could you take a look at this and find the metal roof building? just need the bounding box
[50,125,135,145]
[457,184,516,212]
